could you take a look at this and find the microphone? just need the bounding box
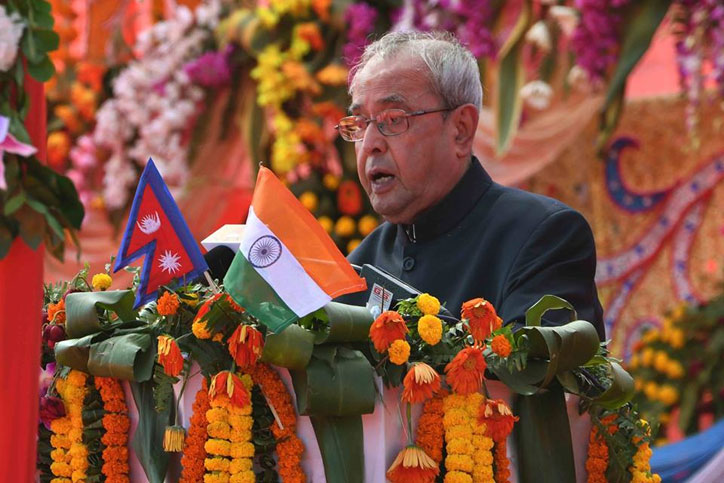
[202,245,236,284]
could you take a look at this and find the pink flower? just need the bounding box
[0,115,37,190]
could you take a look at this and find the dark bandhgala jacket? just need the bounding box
[347,158,606,340]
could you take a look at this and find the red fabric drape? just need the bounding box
[0,74,46,481]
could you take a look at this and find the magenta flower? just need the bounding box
[39,395,66,429]
[183,48,232,87]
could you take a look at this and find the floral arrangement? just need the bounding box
[38,255,659,482]
[627,289,724,443]
[0,0,83,260]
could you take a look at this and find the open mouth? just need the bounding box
[368,169,396,192]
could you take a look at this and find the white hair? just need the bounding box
[349,31,483,112]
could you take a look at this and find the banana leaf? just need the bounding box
[130,380,173,483]
[592,361,634,409]
[316,302,374,344]
[54,333,104,372]
[525,295,577,327]
[65,290,137,338]
[260,324,315,370]
[87,333,155,382]
[309,415,365,483]
[513,383,577,483]
[291,345,376,417]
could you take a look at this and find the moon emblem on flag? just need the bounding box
[248,235,282,268]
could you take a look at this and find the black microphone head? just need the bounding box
[204,245,236,283]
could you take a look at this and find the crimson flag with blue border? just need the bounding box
[114,158,208,308]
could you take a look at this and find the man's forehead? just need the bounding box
[349,56,431,112]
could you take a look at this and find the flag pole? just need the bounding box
[203,271,221,294]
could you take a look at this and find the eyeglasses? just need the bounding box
[335,107,454,142]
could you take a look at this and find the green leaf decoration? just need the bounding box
[525,294,577,327]
[87,333,155,382]
[54,334,102,372]
[489,358,548,396]
[65,291,137,338]
[598,0,671,149]
[153,364,179,413]
[309,415,365,483]
[260,324,315,370]
[291,345,376,417]
[592,361,634,410]
[130,380,173,483]
[316,302,374,344]
[513,384,577,483]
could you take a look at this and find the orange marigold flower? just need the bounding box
[461,298,501,341]
[388,339,411,365]
[228,325,264,368]
[48,298,66,324]
[157,292,180,316]
[445,347,487,395]
[478,398,518,442]
[402,363,441,404]
[386,445,439,483]
[491,335,512,358]
[369,311,408,353]
[209,371,250,409]
[295,23,324,51]
[157,335,184,377]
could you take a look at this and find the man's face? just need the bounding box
[349,54,458,224]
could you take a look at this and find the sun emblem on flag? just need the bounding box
[158,250,182,274]
[248,235,282,268]
[137,211,161,234]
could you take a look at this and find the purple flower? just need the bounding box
[344,3,379,67]
[42,323,66,349]
[39,395,66,429]
[183,48,232,88]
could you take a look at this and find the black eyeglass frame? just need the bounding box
[335,107,455,142]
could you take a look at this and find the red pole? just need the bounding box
[0,74,46,481]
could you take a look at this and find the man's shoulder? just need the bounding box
[347,220,395,264]
[488,182,574,220]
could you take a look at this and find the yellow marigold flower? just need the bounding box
[68,443,87,458]
[67,370,87,387]
[643,381,658,400]
[653,351,669,372]
[418,314,442,345]
[640,348,654,367]
[347,238,362,254]
[417,293,441,316]
[229,442,255,458]
[207,421,231,439]
[317,215,333,233]
[229,470,255,483]
[669,328,685,349]
[204,473,231,483]
[323,174,339,190]
[71,469,87,481]
[629,354,640,369]
[157,292,180,316]
[315,64,348,85]
[229,458,253,474]
[91,273,112,291]
[47,131,71,169]
[50,462,72,477]
[388,339,410,365]
[299,191,318,212]
[205,439,231,456]
[666,360,685,379]
[206,407,229,424]
[657,385,679,406]
[447,437,474,455]
[472,434,494,450]
[473,448,494,466]
[50,418,73,434]
[204,456,230,472]
[228,414,254,431]
[334,215,356,237]
[357,215,379,237]
[443,408,468,428]
[443,393,468,409]
[445,454,474,472]
[472,466,494,480]
[229,427,253,443]
[444,471,472,483]
[642,330,659,344]
[445,425,473,441]
[256,6,279,28]
[193,320,212,339]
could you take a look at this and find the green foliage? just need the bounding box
[152,363,179,413]
[251,385,280,483]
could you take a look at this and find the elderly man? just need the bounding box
[340,31,605,339]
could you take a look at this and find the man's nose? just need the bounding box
[358,122,388,157]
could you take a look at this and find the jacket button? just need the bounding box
[402,257,415,271]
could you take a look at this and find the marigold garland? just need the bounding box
[247,363,306,483]
[415,389,448,465]
[478,399,517,483]
[50,370,88,482]
[586,414,617,483]
[95,377,130,482]
[442,393,475,483]
[181,380,211,483]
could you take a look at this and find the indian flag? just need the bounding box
[223,166,367,332]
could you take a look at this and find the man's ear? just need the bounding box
[451,104,479,158]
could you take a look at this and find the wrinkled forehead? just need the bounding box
[349,53,435,113]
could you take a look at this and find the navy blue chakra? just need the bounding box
[248,235,282,268]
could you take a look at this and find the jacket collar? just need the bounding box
[398,157,493,243]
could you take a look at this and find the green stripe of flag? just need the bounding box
[224,251,297,332]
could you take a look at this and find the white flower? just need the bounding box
[549,6,579,37]
[0,6,25,72]
[567,65,591,91]
[520,80,553,110]
[525,21,551,53]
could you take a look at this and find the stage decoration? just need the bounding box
[96,376,131,481]
[113,159,209,308]
[180,380,210,483]
[627,291,723,444]
[0,1,84,261]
